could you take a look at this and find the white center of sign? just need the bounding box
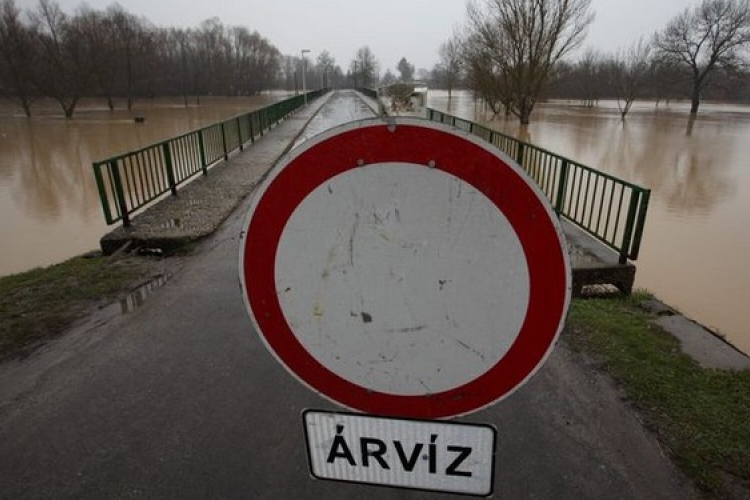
[275,162,530,395]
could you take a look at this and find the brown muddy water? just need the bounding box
[429,90,750,355]
[0,93,287,278]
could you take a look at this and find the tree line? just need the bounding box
[0,0,353,117]
[428,0,750,124]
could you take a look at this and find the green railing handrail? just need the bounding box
[93,89,329,227]
[426,108,650,264]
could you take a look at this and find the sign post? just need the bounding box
[240,118,571,495]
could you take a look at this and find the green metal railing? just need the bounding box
[427,108,650,264]
[93,89,328,226]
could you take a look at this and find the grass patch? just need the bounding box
[566,294,750,498]
[0,253,161,359]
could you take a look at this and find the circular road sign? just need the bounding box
[240,118,571,419]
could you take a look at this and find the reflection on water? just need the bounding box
[429,91,750,355]
[0,94,287,277]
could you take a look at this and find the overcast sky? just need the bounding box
[21,0,704,73]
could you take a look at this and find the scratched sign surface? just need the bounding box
[240,118,571,419]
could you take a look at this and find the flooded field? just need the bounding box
[429,91,750,355]
[0,94,288,277]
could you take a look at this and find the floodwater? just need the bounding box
[0,94,287,277]
[429,91,750,355]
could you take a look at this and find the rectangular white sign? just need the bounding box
[303,410,496,496]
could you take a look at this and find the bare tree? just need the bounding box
[396,56,415,81]
[655,0,750,114]
[466,0,594,124]
[31,0,89,118]
[609,39,653,119]
[0,1,337,110]
[437,34,463,99]
[0,0,37,115]
[380,68,396,85]
[462,30,511,117]
[575,49,606,107]
[351,46,378,88]
[68,7,118,110]
[317,50,335,88]
[163,27,198,105]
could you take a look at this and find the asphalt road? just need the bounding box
[0,93,697,499]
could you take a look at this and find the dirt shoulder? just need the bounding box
[566,294,750,499]
[0,250,187,362]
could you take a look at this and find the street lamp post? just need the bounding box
[301,49,310,104]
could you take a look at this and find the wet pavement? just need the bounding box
[291,91,376,148]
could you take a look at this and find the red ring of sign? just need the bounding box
[242,122,569,419]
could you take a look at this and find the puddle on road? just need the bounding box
[119,274,172,314]
[61,272,174,346]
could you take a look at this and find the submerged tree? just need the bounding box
[609,39,653,119]
[462,31,511,117]
[466,0,594,125]
[580,49,608,107]
[31,0,89,118]
[436,34,463,99]
[655,0,750,114]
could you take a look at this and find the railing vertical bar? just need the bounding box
[183,137,192,178]
[237,117,244,150]
[595,177,608,234]
[249,113,255,142]
[572,165,583,221]
[220,123,229,161]
[186,135,196,176]
[152,148,165,193]
[587,174,599,229]
[629,190,650,260]
[543,153,552,196]
[136,154,148,205]
[613,185,626,244]
[163,143,177,196]
[516,142,525,167]
[620,191,641,264]
[110,160,130,227]
[581,170,592,228]
[603,181,616,240]
[173,139,183,181]
[554,160,569,215]
[123,158,137,208]
[93,163,114,224]
[105,167,120,220]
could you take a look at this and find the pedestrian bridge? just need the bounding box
[94,90,648,296]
